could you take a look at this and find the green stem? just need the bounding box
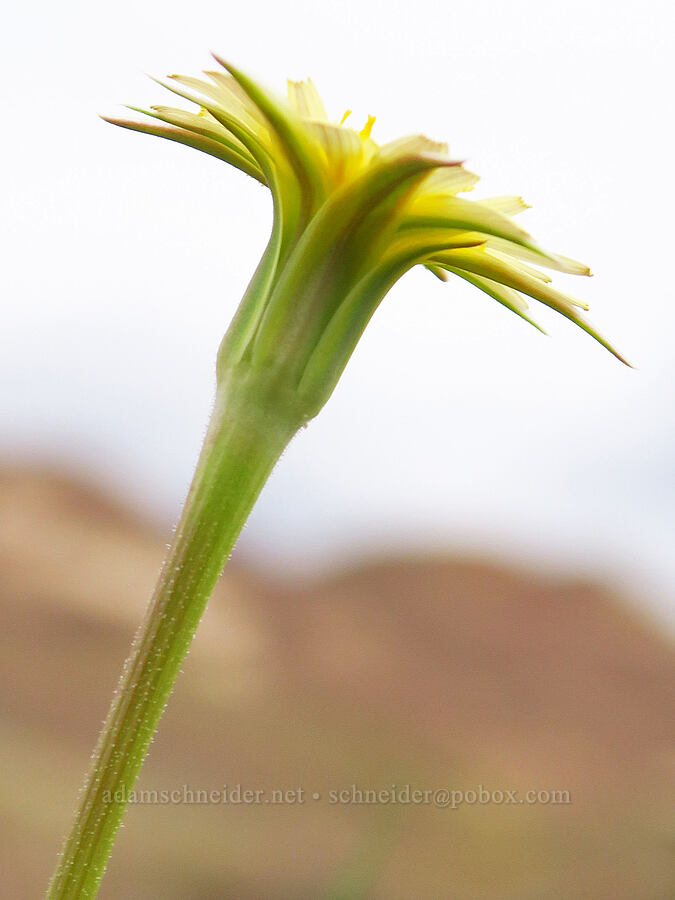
[47,368,303,898]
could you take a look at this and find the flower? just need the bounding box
[104,57,627,416]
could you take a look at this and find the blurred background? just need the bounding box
[1,0,674,897]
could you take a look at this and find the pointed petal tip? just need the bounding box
[99,113,150,131]
[425,263,450,282]
[100,113,128,126]
[211,52,233,73]
[147,73,170,89]
[567,260,593,277]
[528,242,593,277]
[602,345,633,367]
[570,312,633,367]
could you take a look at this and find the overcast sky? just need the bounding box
[2,0,674,625]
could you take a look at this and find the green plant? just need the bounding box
[47,57,626,898]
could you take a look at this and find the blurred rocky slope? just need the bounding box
[0,466,673,899]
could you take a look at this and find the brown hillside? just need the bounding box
[0,466,673,899]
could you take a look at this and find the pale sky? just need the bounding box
[2,0,674,625]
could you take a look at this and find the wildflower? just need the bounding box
[50,59,627,900]
[105,57,626,422]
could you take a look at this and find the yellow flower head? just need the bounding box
[105,57,627,416]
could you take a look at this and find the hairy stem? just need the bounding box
[47,370,302,898]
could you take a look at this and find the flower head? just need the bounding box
[105,57,627,416]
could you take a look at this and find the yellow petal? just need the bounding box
[480,195,530,216]
[423,165,480,195]
[433,246,587,313]
[379,134,449,159]
[483,246,552,282]
[481,236,591,276]
[402,195,538,252]
[287,78,329,120]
